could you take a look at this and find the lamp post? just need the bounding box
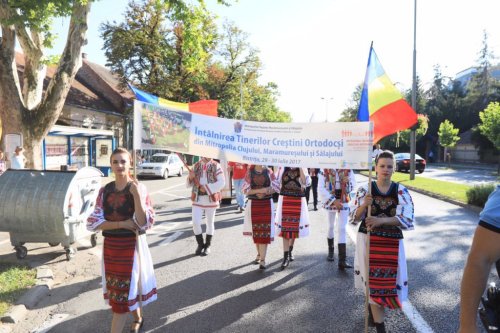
[410,0,417,180]
[321,97,333,122]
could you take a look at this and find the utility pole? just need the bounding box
[410,0,417,180]
[321,97,333,122]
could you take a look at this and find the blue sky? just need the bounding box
[50,0,500,122]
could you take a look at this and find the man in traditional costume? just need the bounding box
[318,168,356,269]
[188,157,225,256]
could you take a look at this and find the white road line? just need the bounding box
[0,239,10,245]
[150,182,186,195]
[158,231,184,246]
[347,220,435,333]
[32,313,70,333]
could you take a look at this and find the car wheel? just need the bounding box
[395,164,400,172]
[163,169,169,179]
[178,167,183,177]
[418,169,424,174]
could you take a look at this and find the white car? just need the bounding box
[137,153,184,179]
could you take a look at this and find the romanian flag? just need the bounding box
[357,45,417,143]
[129,85,218,117]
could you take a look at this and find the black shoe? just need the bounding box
[259,260,266,270]
[289,246,294,261]
[201,234,212,256]
[194,234,204,255]
[375,322,386,333]
[313,206,318,211]
[338,243,352,269]
[281,251,290,270]
[130,318,144,333]
[327,238,334,261]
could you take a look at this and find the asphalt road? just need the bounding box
[1,173,496,333]
[405,165,498,185]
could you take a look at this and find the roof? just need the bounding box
[15,52,133,114]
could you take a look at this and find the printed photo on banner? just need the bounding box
[139,102,192,152]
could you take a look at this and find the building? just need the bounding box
[14,52,134,174]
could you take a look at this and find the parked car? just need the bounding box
[137,153,184,179]
[394,153,426,173]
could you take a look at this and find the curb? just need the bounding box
[0,266,54,331]
[357,174,483,214]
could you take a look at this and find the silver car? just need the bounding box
[137,153,184,179]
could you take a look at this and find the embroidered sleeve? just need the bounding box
[133,183,155,230]
[302,167,311,187]
[205,162,225,195]
[318,173,335,206]
[348,170,357,201]
[349,184,369,224]
[269,168,281,193]
[242,169,252,195]
[396,184,415,230]
[87,187,105,231]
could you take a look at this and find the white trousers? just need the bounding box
[192,205,217,235]
[326,204,349,243]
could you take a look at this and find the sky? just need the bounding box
[49,0,500,123]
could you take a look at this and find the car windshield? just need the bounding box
[150,156,168,163]
[396,153,423,160]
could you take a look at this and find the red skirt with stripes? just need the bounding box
[279,196,302,239]
[368,235,401,309]
[250,199,273,244]
[103,236,136,313]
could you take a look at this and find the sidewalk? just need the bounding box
[429,161,497,172]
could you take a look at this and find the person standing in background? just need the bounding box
[11,146,27,169]
[228,162,248,213]
[0,150,6,176]
[372,144,383,159]
[305,168,320,211]
[318,168,356,269]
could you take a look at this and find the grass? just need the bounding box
[0,263,36,316]
[359,171,472,203]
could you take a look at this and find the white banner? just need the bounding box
[134,101,373,169]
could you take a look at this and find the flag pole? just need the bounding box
[364,136,373,333]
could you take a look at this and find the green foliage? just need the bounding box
[338,84,362,122]
[479,102,500,149]
[396,114,429,147]
[466,184,495,207]
[102,2,289,123]
[4,0,86,48]
[438,119,460,148]
[0,263,36,316]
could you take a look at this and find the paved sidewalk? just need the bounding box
[430,161,497,171]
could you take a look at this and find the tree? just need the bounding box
[338,84,362,122]
[0,0,92,169]
[438,119,460,166]
[478,101,500,172]
[101,0,218,101]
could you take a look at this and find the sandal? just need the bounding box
[259,260,266,270]
[130,318,144,333]
[253,254,260,264]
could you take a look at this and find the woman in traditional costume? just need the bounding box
[274,167,311,269]
[350,151,414,333]
[87,148,156,333]
[242,165,280,269]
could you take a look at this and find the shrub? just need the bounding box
[466,184,496,207]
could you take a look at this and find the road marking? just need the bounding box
[32,313,70,333]
[158,231,184,246]
[0,239,10,245]
[347,218,435,333]
[150,182,186,195]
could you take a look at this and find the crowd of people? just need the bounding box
[83,147,499,333]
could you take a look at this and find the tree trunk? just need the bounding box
[0,1,91,169]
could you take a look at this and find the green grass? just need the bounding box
[359,171,472,203]
[0,263,36,316]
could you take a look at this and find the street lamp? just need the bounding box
[321,97,333,122]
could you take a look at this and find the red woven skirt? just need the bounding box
[368,235,401,309]
[279,196,302,239]
[250,199,273,244]
[103,236,136,313]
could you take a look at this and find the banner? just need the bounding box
[134,101,373,169]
